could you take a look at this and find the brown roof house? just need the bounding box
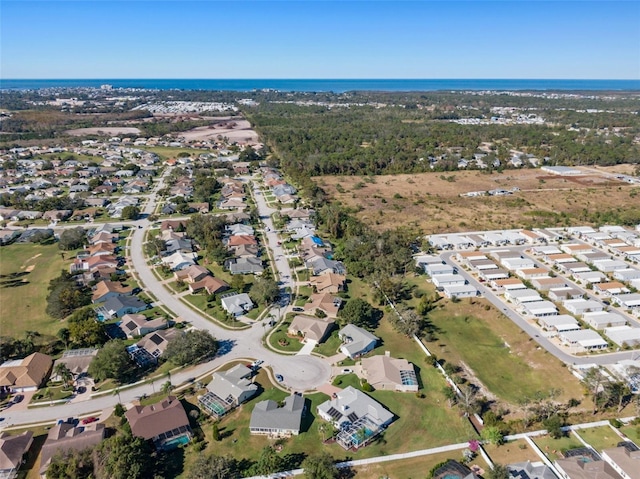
[288,315,335,343]
[601,442,640,479]
[39,421,105,477]
[303,293,343,318]
[120,314,169,338]
[0,431,33,479]
[173,265,210,284]
[0,353,53,393]
[361,353,419,392]
[189,276,229,295]
[310,273,346,294]
[126,396,192,451]
[91,280,133,303]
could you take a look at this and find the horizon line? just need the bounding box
[2,77,639,81]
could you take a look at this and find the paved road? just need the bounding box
[439,251,638,366]
[1,169,330,428]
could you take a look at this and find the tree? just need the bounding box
[252,446,283,476]
[486,464,510,479]
[164,330,218,366]
[88,340,134,383]
[458,384,479,417]
[187,454,239,479]
[93,434,153,479]
[47,448,95,479]
[391,305,426,337]
[338,298,378,329]
[583,367,607,414]
[46,271,91,319]
[212,422,220,442]
[249,277,279,305]
[57,327,70,349]
[230,274,245,292]
[301,452,339,479]
[481,425,504,446]
[68,318,107,347]
[161,381,174,395]
[59,227,86,251]
[543,414,565,439]
[121,205,140,220]
[54,363,74,389]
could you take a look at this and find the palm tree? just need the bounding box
[161,381,174,395]
[113,387,121,404]
[54,363,74,390]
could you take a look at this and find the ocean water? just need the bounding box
[1,78,639,92]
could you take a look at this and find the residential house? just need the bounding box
[221,293,254,317]
[303,293,343,318]
[100,295,148,318]
[583,311,627,330]
[161,251,197,271]
[361,353,419,392]
[249,394,305,437]
[132,329,181,366]
[39,422,105,477]
[594,282,629,296]
[173,265,210,284]
[310,273,346,294]
[317,386,393,450]
[0,431,33,479]
[559,330,608,351]
[538,315,581,337]
[507,461,558,479]
[288,315,335,343]
[338,324,378,359]
[52,348,98,381]
[0,353,53,393]
[120,314,168,338]
[563,299,604,316]
[91,280,132,303]
[226,256,264,275]
[126,396,192,450]
[226,235,257,247]
[189,276,229,295]
[601,442,640,479]
[199,364,258,418]
[442,284,478,299]
[555,448,622,479]
[230,244,259,258]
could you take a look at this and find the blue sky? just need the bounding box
[2,1,639,79]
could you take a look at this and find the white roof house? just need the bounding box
[501,257,536,271]
[612,293,640,309]
[442,284,477,299]
[338,324,378,359]
[574,271,607,284]
[605,326,640,348]
[220,293,254,317]
[432,274,466,288]
[538,315,580,336]
[504,289,542,305]
[425,263,455,277]
[478,268,509,281]
[162,251,197,271]
[593,259,629,272]
[522,301,558,317]
[583,311,627,330]
[563,299,604,316]
[613,269,640,282]
[559,330,608,350]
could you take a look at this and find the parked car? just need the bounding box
[292,307,304,312]
[81,416,99,425]
[275,374,284,383]
[12,394,24,404]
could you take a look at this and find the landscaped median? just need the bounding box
[265,319,304,354]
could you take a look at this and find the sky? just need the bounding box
[1,1,639,79]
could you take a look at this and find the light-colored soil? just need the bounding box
[65,126,141,136]
[178,118,261,146]
[315,168,639,234]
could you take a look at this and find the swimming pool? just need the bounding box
[162,435,190,450]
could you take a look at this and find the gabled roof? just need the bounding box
[0,431,33,473]
[0,352,53,388]
[338,324,378,358]
[126,396,190,440]
[317,386,393,427]
[288,315,335,342]
[92,280,132,301]
[39,422,105,475]
[250,394,305,433]
[207,365,258,402]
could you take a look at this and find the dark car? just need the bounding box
[275,374,284,383]
[292,307,304,312]
[13,394,24,403]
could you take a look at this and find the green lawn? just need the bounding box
[532,434,584,462]
[314,329,342,357]
[575,425,625,452]
[182,294,248,329]
[619,423,640,445]
[267,322,304,353]
[141,146,211,160]
[0,242,67,338]
[426,298,584,405]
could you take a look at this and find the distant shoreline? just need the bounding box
[1,78,639,92]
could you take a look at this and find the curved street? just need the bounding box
[1,168,331,428]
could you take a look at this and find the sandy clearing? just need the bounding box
[65,127,141,136]
[21,253,42,270]
[178,119,260,145]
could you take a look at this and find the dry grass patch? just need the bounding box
[315,169,639,233]
[352,451,467,479]
[484,439,541,465]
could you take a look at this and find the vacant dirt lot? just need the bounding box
[177,117,261,146]
[315,168,639,233]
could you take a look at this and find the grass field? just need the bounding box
[417,283,585,410]
[484,439,540,465]
[0,242,67,339]
[351,450,468,479]
[574,425,624,452]
[315,168,640,234]
[532,434,584,462]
